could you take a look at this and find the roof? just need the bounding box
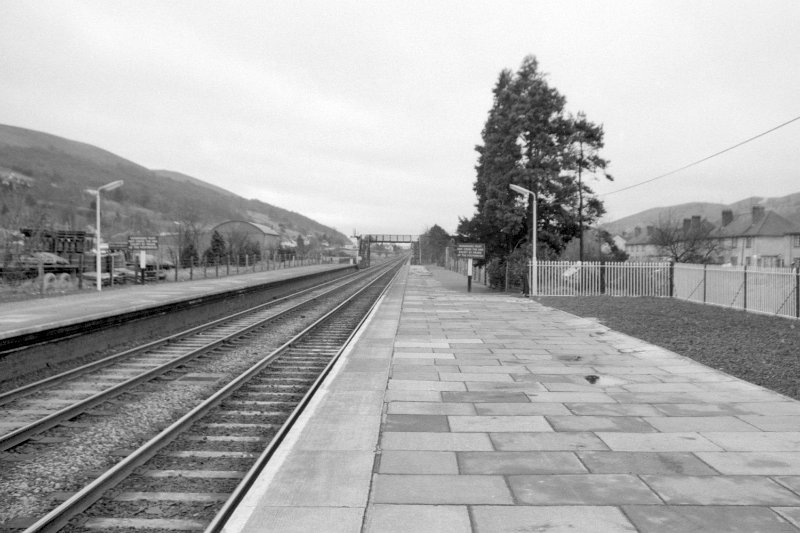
[711,210,800,238]
[248,222,280,236]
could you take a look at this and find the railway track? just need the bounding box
[0,264,377,451]
[0,258,405,532]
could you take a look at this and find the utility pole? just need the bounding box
[578,142,584,263]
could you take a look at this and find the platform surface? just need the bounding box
[226,265,800,532]
[0,263,351,341]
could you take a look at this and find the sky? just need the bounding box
[2,1,799,236]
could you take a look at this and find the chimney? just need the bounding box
[691,216,701,230]
[634,226,641,237]
[683,219,691,232]
[752,205,765,224]
[722,210,733,227]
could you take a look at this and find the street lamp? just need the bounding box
[92,180,124,292]
[509,183,537,297]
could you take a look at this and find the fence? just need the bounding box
[444,259,800,320]
[535,261,800,320]
[673,263,799,318]
[0,253,353,300]
[537,261,672,297]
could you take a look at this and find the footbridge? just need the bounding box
[356,234,419,268]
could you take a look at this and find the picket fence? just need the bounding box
[535,261,800,320]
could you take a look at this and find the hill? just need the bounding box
[603,195,800,237]
[0,124,350,247]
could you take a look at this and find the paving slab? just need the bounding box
[577,451,719,475]
[641,474,800,505]
[457,451,586,474]
[378,451,459,474]
[364,504,471,533]
[623,505,798,533]
[383,414,449,432]
[387,401,476,415]
[509,473,663,505]
[695,451,800,475]
[372,474,513,505]
[471,506,637,533]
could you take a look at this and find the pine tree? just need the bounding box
[458,55,611,261]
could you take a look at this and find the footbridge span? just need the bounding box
[356,234,419,268]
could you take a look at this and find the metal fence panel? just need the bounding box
[537,261,670,297]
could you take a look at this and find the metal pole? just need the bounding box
[795,267,799,319]
[95,191,101,292]
[531,192,537,297]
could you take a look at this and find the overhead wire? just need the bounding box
[601,114,800,197]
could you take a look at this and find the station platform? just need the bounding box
[224,264,800,533]
[0,263,352,342]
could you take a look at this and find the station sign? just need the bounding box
[456,243,485,259]
[128,236,159,250]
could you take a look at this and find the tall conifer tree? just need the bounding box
[459,55,611,260]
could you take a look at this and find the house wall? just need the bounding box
[212,221,281,252]
[729,235,793,267]
[626,243,663,262]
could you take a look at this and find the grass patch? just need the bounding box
[539,296,800,401]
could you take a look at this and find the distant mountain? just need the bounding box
[0,124,350,245]
[603,194,800,237]
[152,170,238,199]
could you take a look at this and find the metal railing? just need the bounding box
[673,263,799,318]
[444,258,800,320]
[537,261,672,297]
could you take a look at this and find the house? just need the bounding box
[624,226,665,261]
[709,206,800,267]
[209,220,281,254]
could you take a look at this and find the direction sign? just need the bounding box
[128,236,159,250]
[456,243,485,259]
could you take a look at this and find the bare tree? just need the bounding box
[652,212,725,263]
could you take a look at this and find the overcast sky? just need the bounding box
[2,1,799,236]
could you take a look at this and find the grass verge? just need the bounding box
[538,296,800,401]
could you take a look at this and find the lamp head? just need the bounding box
[509,183,533,197]
[99,180,124,192]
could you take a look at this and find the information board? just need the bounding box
[455,243,485,259]
[128,236,159,250]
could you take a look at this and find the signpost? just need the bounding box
[455,243,485,292]
[128,236,159,250]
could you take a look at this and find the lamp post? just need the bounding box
[92,180,124,292]
[509,183,537,297]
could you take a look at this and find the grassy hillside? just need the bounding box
[0,124,350,245]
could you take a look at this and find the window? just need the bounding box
[731,237,738,247]
[730,256,737,266]
[745,237,752,249]
[793,235,800,248]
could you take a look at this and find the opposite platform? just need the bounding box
[0,263,351,341]
[225,264,800,533]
